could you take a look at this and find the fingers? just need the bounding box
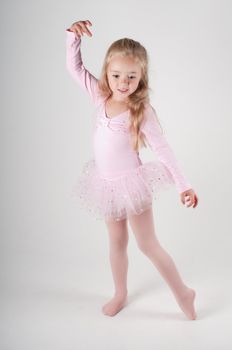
[185,195,192,207]
[185,194,198,208]
[78,21,93,37]
[181,191,198,208]
[69,20,93,38]
[181,196,185,205]
[193,194,199,208]
[84,20,92,27]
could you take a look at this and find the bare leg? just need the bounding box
[102,217,129,316]
[128,206,197,320]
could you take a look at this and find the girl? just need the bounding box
[66,20,198,320]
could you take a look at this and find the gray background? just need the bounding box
[1,0,232,349]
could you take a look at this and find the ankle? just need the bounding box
[114,290,128,298]
[178,286,193,299]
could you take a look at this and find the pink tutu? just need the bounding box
[71,159,175,222]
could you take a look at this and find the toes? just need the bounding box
[102,297,127,316]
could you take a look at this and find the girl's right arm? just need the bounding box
[65,20,101,105]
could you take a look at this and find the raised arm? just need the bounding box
[141,105,192,194]
[65,25,101,106]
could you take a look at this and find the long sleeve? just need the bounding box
[141,104,192,193]
[65,29,101,106]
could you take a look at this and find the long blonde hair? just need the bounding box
[98,37,163,152]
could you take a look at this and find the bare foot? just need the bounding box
[176,287,197,320]
[102,293,128,316]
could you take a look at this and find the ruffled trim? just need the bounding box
[71,159,175,221]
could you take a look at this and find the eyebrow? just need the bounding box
[110,70,137,74]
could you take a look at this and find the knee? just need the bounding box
[106,219,129,251]
[114,235,129,251]
[110,231,129,252]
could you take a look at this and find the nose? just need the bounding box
[121,76,129,85]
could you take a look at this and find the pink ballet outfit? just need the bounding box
[66,30,192,221]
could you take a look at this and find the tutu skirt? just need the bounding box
[71,159,175,222]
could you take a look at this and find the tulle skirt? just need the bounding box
[71,158,175,222]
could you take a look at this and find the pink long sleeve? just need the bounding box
[65,29,102,106]
[66,29,192,194]
[141,105,192,193]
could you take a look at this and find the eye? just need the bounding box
[129,76,136,79]
[112,74,119,78]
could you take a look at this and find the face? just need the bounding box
[106,54,142,102]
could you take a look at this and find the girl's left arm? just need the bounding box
[141,105,192,194]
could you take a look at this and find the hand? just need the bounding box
[67,20,93,38]
[180,188,198,208]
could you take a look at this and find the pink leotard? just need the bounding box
[66,29,191,193]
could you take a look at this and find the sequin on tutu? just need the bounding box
[71,159,175,222]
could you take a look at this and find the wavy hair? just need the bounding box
[98,37,163,152]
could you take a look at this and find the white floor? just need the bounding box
[1,273,232,350]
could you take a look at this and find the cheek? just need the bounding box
[107,77,114,88]
[108,76,115,85]
[132,79,141,89]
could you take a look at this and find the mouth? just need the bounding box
[118,89,129,93]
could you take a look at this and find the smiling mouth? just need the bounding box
[118,89,129,93]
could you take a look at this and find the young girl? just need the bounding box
[66,20,198,320]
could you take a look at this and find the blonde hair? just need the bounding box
[98,37,163,152]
